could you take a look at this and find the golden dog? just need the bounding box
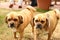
[5,6,36,40]
[32,9,60,40]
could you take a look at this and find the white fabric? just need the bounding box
[9,0,14,4]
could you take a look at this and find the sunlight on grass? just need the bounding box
[36,8,49,13]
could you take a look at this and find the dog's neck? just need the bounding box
[17,23,22,29]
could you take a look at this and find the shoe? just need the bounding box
[9,4,13,8]
[18,6,22,8]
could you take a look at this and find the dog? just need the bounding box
[5,6,36,40]
[32,9,60,40]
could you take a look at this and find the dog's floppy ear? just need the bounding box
[5,17,8,23]
[18,16,23,24]
[44,18,50,31]
[33,18,35,26]
[30,18,35,27]
[46,18,49,27]
[45,14,50,30]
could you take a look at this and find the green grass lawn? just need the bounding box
[0,8,15,40]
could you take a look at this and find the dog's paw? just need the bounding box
[14,38,18,40]
[14,37,18,40]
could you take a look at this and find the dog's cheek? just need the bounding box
[15,22,18,27]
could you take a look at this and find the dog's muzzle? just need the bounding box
[36,24,42,29]
[9,23,14,28]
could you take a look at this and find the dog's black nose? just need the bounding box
[10,23,14,28]
[36,24,42,29]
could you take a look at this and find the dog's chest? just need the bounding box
[36,29,48,36]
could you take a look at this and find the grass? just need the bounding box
[36,8,50,13]
[0,8,14,40]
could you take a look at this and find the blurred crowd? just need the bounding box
[9,0,37,8]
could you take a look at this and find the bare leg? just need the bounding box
[25,1,27,5]
[9,0,15,8]
[55,0,57,5]
[18,0,23,8]
[28,0,31,5]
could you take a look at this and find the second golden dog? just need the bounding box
[32,9,60,40]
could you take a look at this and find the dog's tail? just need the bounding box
[26,6,36,13]
[53,9,60,19]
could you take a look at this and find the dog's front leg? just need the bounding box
[48,32,52,40]
[34,27,37,40]
[14,32,18,40]
[19,31,23,40]
[32,26,34,34]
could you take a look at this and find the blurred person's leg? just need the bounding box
[55,0,57,5]
[31,0,37,7]
[9,0,15,8]
[50,0,54,6]
[18,0,23,8]
[24,0,31,5]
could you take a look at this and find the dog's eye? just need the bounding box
[14,19,18,21]
[35,20,39,22]
[41,20,45,23]
[8,19,11,21]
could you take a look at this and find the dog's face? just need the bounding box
[33,14,48,30]
[5,12,23,28]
